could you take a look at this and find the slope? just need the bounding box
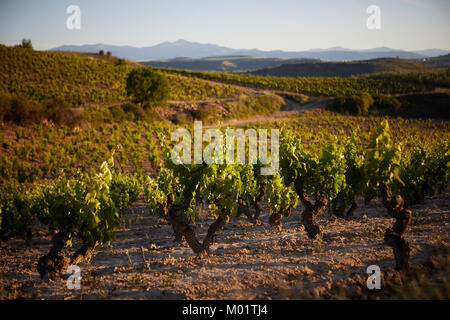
[0,45,250,105]
[249,58,433,78]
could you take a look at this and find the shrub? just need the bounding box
[0,94,85,126]
[224,93,284,118]
[121,102,148,121]
[355,93,374,115]
[172,112,192,125]
[192,108,212,121]
[372,94,402,112]
[0,94,12,122]
[41,98,84,126]
[44,98,70,121]
[109,103,164,123]
[126,68,170,108]
[84,106,114,124]
[332,93,374,116]
[0,94,43,125]
[115,59,126,66]
[145,108,165,123]
[110,105,131,122]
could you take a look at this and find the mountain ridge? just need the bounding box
[50,39,450,61]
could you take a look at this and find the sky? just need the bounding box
[0,0,449,51]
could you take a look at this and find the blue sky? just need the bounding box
[0,0,449,51]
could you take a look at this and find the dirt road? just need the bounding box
[205,97,333,128]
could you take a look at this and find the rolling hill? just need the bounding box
[0,45,249,105]
[142,56,319,72]
[249,58,433,78]
[421,54,450,68]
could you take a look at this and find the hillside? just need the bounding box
[157,67,428,97]
[421,54,450,68]
[0,45,292,126]
[142,56,319,72]
[249,58,433,78]
[0,45,249,105]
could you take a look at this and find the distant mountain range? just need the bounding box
[50,39,450,61]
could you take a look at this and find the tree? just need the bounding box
[106,51,112,57]
[126,68,170,108]
[20,39,33,50]
[99,50,104,55]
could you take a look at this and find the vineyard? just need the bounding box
[1,112,449,298]
[152,67,450,97]
[0,45,249,105]
[0,43,449,300]
[1,113,448,184]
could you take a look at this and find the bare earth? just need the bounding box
[0,189,449,300]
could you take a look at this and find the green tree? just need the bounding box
[126,68,170,108]
[20,39,33,50]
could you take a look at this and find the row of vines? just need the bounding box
[1,120,449,279]
[152,67,450,97]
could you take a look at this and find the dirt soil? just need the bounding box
[0,189,449,300]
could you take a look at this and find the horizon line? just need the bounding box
[6,39,448,53]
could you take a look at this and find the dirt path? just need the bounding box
[205,97,332,128]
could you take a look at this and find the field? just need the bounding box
[1,44,449,300]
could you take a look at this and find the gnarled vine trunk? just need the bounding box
[331,198,346,219]
[236,187,265,224]
[158,193,184,242]
[37,228,70,280]
[70,244,93,266]
[166,192,200,251]
[37,226,94,280]
[237,198,254,223]
[346,202,358,218]
[300,192,328,239]
[379,183,412,270]
[269,204,293,228]
[202,215,230,253]
[250,187,265,222]
[331,199,357,219]
[166,191,229,255]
